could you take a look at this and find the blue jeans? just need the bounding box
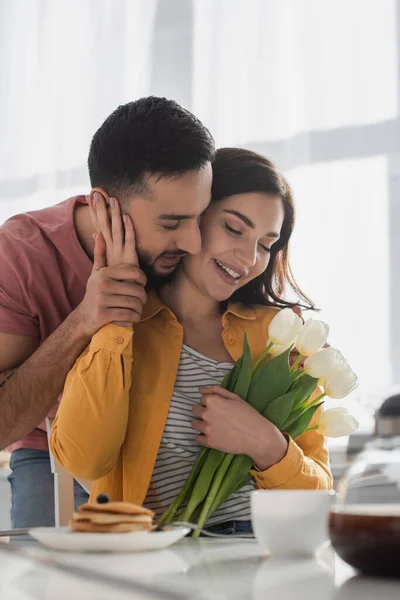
[204,520,253,536]
[8,448,89,528]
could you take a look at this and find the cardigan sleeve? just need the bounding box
[250,404,333,490]
[50,324,133,481]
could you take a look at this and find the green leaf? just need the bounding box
[206,454,254,518]
[285,402,324,440]
[262,391,296,429]
[281,405,305,430]
[232,334,252,400]
[290,374,319,408]
[247,347,295,413]
[221,366,236,390]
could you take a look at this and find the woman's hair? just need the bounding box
[212,147,315,311]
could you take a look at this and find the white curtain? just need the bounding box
[1,0,399,411]
[191,0,400,409]
[0,0,157,222]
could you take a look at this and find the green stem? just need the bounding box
[290,354,303,373]
[178,449,225,523]
[204,454,254,523]
[157,447,208,526]
[296,392,326,412]
[305,425,319,432]
[309,392,326,405]
[252,342,273,375]
[295,370,307,380]
[192,454,235,538]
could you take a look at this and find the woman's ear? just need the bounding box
[88,187,110,231]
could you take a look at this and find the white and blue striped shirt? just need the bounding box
[144,344,255,525]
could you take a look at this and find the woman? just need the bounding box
[51,148,332,534]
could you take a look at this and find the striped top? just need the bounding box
[144,344,255,525]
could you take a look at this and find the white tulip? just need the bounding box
[268,308,303,346]
[304,347,347,379]
[295,319,329,356]
[323,365,358,399]
[318,407,359,438]
[266,339,294,357]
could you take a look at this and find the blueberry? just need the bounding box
[96,493,110,504]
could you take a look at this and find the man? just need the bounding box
[0,96,214,527]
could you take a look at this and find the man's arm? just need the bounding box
[0,322,91,448]
[0,231,147,449]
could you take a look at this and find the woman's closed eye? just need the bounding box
[225,222,271,253]
[224,222,242,236]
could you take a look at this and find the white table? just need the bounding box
[0,537,399,600]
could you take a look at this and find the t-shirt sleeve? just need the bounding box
[0,228,40,337]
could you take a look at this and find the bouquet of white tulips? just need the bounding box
[158,309,359,534]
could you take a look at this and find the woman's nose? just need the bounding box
[234,243,258,268]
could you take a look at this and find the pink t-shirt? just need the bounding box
[0,196,92,452]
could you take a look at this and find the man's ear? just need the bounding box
[88,187,110,231]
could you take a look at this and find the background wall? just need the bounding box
[1,0,399,422]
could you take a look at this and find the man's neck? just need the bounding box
[160,270,221,326]
[73,203,96,260]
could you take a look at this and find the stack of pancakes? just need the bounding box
[69,500,155,533]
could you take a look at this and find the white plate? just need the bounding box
[29,526,190,553]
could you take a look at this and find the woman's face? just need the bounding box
[182,192,285,301]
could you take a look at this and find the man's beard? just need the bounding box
[136,246,184,288]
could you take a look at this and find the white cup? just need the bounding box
[251,489,336,558]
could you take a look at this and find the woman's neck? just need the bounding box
[160,270,221,326]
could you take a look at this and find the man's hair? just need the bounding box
[88,97,215,201]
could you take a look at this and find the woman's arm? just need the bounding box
[50,323,133,480]
[51,196,146,481]
[250,405,333,490]
[193,385,333,490]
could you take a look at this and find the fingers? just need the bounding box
[192,404,205,419]
[110,197,124,255]
[192,418,206,434]
[94,192,112,246]
[198,385,236,400]
[103,295,144,314]
[105,265,147,288]
[196,434,210,448]
[92,232,107,271]
[123,215,139,267]
[98,279,147,306]
[105,307,143,324]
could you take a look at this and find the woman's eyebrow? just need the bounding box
[223,209,255,228]
[223,209,279,238]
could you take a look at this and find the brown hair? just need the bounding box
[212,148,315,311]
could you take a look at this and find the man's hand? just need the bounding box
[92,192,139,268]
[73,234,147,337]
[192,385,288,470]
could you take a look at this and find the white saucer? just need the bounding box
[29,526,190,553]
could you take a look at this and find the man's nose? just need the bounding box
[175,221,202,255]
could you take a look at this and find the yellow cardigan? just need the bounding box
[51,291,332,504]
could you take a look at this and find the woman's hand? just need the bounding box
[192,385,288,471]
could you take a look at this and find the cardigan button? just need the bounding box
[228,339,236,346]
[116,337,124,344]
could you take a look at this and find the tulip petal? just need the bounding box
[295,319,330,357]
[268,308,303,346]
[318,407,359,437]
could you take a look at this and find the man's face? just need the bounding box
[126,165,212,285]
